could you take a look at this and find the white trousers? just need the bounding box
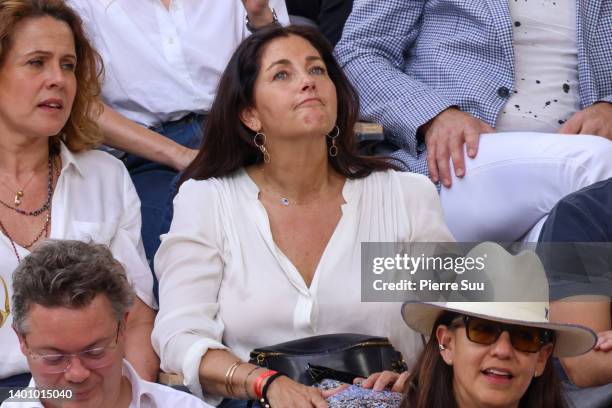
[439,132,612,242]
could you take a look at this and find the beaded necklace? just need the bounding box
[0,157,55,262]
[0,158,53,216]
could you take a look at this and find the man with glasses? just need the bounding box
[1,240,208,407]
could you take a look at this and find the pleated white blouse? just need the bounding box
[153,169,454,402]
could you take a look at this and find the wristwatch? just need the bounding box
[245,7,278,33]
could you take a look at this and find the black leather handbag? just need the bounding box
[248,333,406,386]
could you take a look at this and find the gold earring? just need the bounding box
[327,125,340,157]
[253,132,270,164]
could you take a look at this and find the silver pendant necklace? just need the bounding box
[259,168,322,207]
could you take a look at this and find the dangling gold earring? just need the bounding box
[253,131,270,164]
[327,125,340,157]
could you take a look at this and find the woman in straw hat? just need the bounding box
[400,242,597,408]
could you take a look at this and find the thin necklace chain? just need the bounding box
[0,158,53,216]
[259,167,325,206]
[0,167,38,207]
[0,156,56,262]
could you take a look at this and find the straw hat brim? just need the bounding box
[402,302,597,358]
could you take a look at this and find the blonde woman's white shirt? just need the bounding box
[67,0,290,127]
[153,169,454,403]
[0,360,210,408]
[0,144,156,380]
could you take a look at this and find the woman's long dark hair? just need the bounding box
[180,25,398,186]
[402,312,568,408]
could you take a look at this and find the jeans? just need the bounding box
[123,113,206,269]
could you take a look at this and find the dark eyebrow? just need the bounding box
[265,55,323,72]
[265,58,290,72]
[305,56,323,63]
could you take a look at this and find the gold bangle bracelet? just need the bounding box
[224,361,243,397]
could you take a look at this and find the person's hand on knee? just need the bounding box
[558,102,612,140]
[421,108,495,187]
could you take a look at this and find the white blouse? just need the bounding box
[0,144,155,379]
[67,0,290,127]
[153,169,454,402]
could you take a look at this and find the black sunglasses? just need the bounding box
[451,315,553,353]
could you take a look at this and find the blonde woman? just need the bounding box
[0,0,157,388]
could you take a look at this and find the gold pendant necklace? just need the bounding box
[14,190,23,206]
[0,168,38,207]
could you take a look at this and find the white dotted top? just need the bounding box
[496,0,581,132]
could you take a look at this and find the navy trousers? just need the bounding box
[124,114,206,267]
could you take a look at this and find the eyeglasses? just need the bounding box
[452,315,552,353]
[24,323,121,374]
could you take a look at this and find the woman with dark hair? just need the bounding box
[0,0,157,388]
[153,25,453,407]
[66,0,290,263]
[400,242,596,408]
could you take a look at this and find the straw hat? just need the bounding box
[401,242,596,357]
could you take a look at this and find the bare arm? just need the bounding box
[241,0,276,27]
[198,349,251,398]
[124,298,159,382]
[97,102,197,171]
[551,297,612,387]
[199,349,328,407]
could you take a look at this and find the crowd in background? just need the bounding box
[0,0,610,407]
